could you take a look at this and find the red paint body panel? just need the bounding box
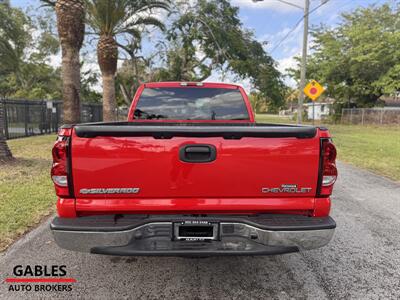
[313,197,332,217]
[75,197,315,214]
[71,134,320,199]
[53,82,336,218]
[57,198,76,218]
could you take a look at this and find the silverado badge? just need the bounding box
[80,188,140,194]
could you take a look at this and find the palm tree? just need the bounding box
[86,0,169,121]
[42,0,85,124]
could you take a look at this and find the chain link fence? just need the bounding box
[1,99,129,140]
[341,108,400,125]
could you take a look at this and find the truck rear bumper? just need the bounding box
[50,214,335,256]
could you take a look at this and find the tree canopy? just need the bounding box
[153,0,285,111]
[2,0,286,112]
[289,3,400,107]
[0,4,61,99]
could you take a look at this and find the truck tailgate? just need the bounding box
[71,124,320,202]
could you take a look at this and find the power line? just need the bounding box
[270,17,303,53]
[269,0,331,53]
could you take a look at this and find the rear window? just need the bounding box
[134,87,250,120]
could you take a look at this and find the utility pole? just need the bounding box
[252,0,329,124]
[298,0,310,124]
[253,0,310,124]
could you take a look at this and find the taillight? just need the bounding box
[318,139,338,197]
[51,128,72,197]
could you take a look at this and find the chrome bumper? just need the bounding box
[52,221,335,255]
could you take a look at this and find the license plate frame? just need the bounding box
[173,221,219,241]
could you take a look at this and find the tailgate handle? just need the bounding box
[180,144,216,163]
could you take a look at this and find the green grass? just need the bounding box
[256,114,294,124]
[0,135,56,251]
[329,125,400,181]
[256,114,400,181]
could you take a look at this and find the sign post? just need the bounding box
[313,102,315,125]
[303,80,325,124]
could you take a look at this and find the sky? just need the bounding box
[231,0,388,86]
[10,0,392,90]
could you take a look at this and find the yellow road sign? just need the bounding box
[304,80,325,101]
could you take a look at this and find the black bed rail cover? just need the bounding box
[74,122,317,139]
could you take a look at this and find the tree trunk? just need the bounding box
[119,83,132,106]
[61,46,81,124]
[97,35,118,122]
[55,0,85,124]
[0,104,12,160]
[103,74,117,122]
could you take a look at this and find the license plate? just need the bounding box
[173,221,219,241]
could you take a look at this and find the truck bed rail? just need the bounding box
[73,122,317,139]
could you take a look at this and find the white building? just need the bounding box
[305,102,332,120]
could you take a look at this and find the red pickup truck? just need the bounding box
[50,82,337,256]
